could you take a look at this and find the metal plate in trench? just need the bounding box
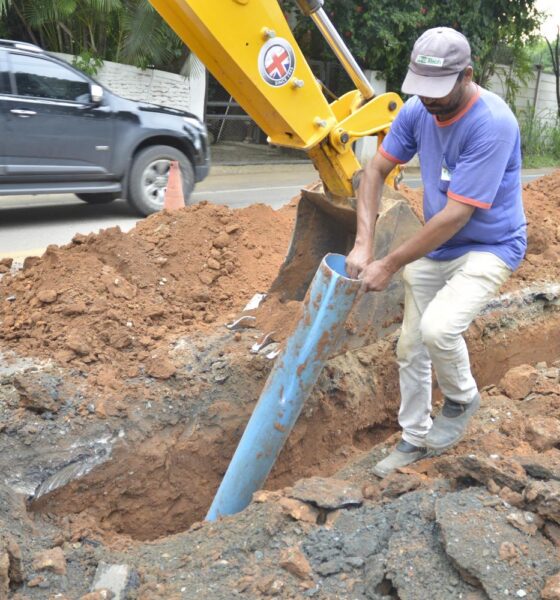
[264,183,421,355]
[340,193,421,354]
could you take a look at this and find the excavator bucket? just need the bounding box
[270,184,421,354]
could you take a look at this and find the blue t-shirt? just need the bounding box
[379,86,526,270]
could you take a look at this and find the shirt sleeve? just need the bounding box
[448,121,518,210]
[378,98,418,165]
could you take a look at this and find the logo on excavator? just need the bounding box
[258,38,296,87]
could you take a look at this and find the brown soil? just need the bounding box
[0,200,296,382]
[2,174,558,388]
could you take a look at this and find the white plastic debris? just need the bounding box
[243,293,267,311]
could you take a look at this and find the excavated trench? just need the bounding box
[27,293,560,542]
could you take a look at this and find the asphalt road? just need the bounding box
[0,165,553,260]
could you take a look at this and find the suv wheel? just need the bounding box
[129,145,195,216]
[76,192,119,204]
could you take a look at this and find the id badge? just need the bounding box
[441,165,451,181]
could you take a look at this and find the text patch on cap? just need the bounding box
[416,55,445,67]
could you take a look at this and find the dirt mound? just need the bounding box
[0,200,296,377]
[1,171,560,384]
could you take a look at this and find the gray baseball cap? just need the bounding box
[402,27,471,98]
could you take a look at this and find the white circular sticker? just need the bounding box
[258,38,296,87]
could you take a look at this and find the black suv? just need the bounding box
[0,40,210,215]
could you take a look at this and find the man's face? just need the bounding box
[419,68,472,118]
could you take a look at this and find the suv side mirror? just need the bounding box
[90,84,104,104]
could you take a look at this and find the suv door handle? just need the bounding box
[10,109,37,118]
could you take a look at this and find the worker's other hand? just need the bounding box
[346,245,372,279]
[360,258,394,292]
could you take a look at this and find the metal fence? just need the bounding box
[204,60,353,145]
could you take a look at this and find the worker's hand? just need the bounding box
[346,245,372,279]
[359,258,395,292]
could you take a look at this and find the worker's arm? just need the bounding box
[360,198,475,292]
[346,152,397,278]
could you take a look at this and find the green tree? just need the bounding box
[285,0,543,92]
[0,0,187,72]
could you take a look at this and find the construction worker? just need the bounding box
[346,27,526,478]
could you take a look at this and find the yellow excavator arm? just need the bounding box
[149,0,402,200]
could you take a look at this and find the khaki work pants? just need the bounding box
[397,251,512,447]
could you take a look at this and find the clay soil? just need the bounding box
[0,171,560,599]
[1,173,559,390]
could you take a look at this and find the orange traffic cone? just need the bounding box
[163,161,184,211]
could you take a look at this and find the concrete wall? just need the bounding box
[55,53,206,120]
[357,65,558,168]
[487,66,558,124]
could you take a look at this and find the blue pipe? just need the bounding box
[206,253,361,521]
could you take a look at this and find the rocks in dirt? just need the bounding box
[515,452,560,481]
[256,575,284,596]
[66,329,92,357]
[144,349,177,379]
[302,502,395,590]
[0,535,20,600]
[79,591,114,600]
[0,551,8,600]
[500,364,538,400]
[289,477,363,510]
[91,562,136,600]
[542,573,560,600]
[524,481,560,523]
[212,231,231,249]
[386,491,482,599]
[525,417,560,451]
[506,510,543,535]
[436,454,528,492]
[436,488,558,599]
[101,268,137,301]
[544,522,560,547]
[279,546,313,582]
[0,258,12,274]
[32,547,66,575]
[379,470,424,498]
[13,371,64,413]
[278,497,319,524]
[36,289,58,304]
[62,300,88,316]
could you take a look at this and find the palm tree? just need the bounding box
[0,0,189,72]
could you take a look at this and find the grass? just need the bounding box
[518,110,560,169]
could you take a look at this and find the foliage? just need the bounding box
[484,44,534,113]
[526,37,555,72]
[283,0,543,92]
[72,50,104,76]
[545,29,560,118]
[0,0,188,72]
[518,109,560,167]
[119,0,185,70]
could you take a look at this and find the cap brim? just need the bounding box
[402,70,460,98]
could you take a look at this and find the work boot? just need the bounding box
[372,439,427,479]
[424,393,481,451]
